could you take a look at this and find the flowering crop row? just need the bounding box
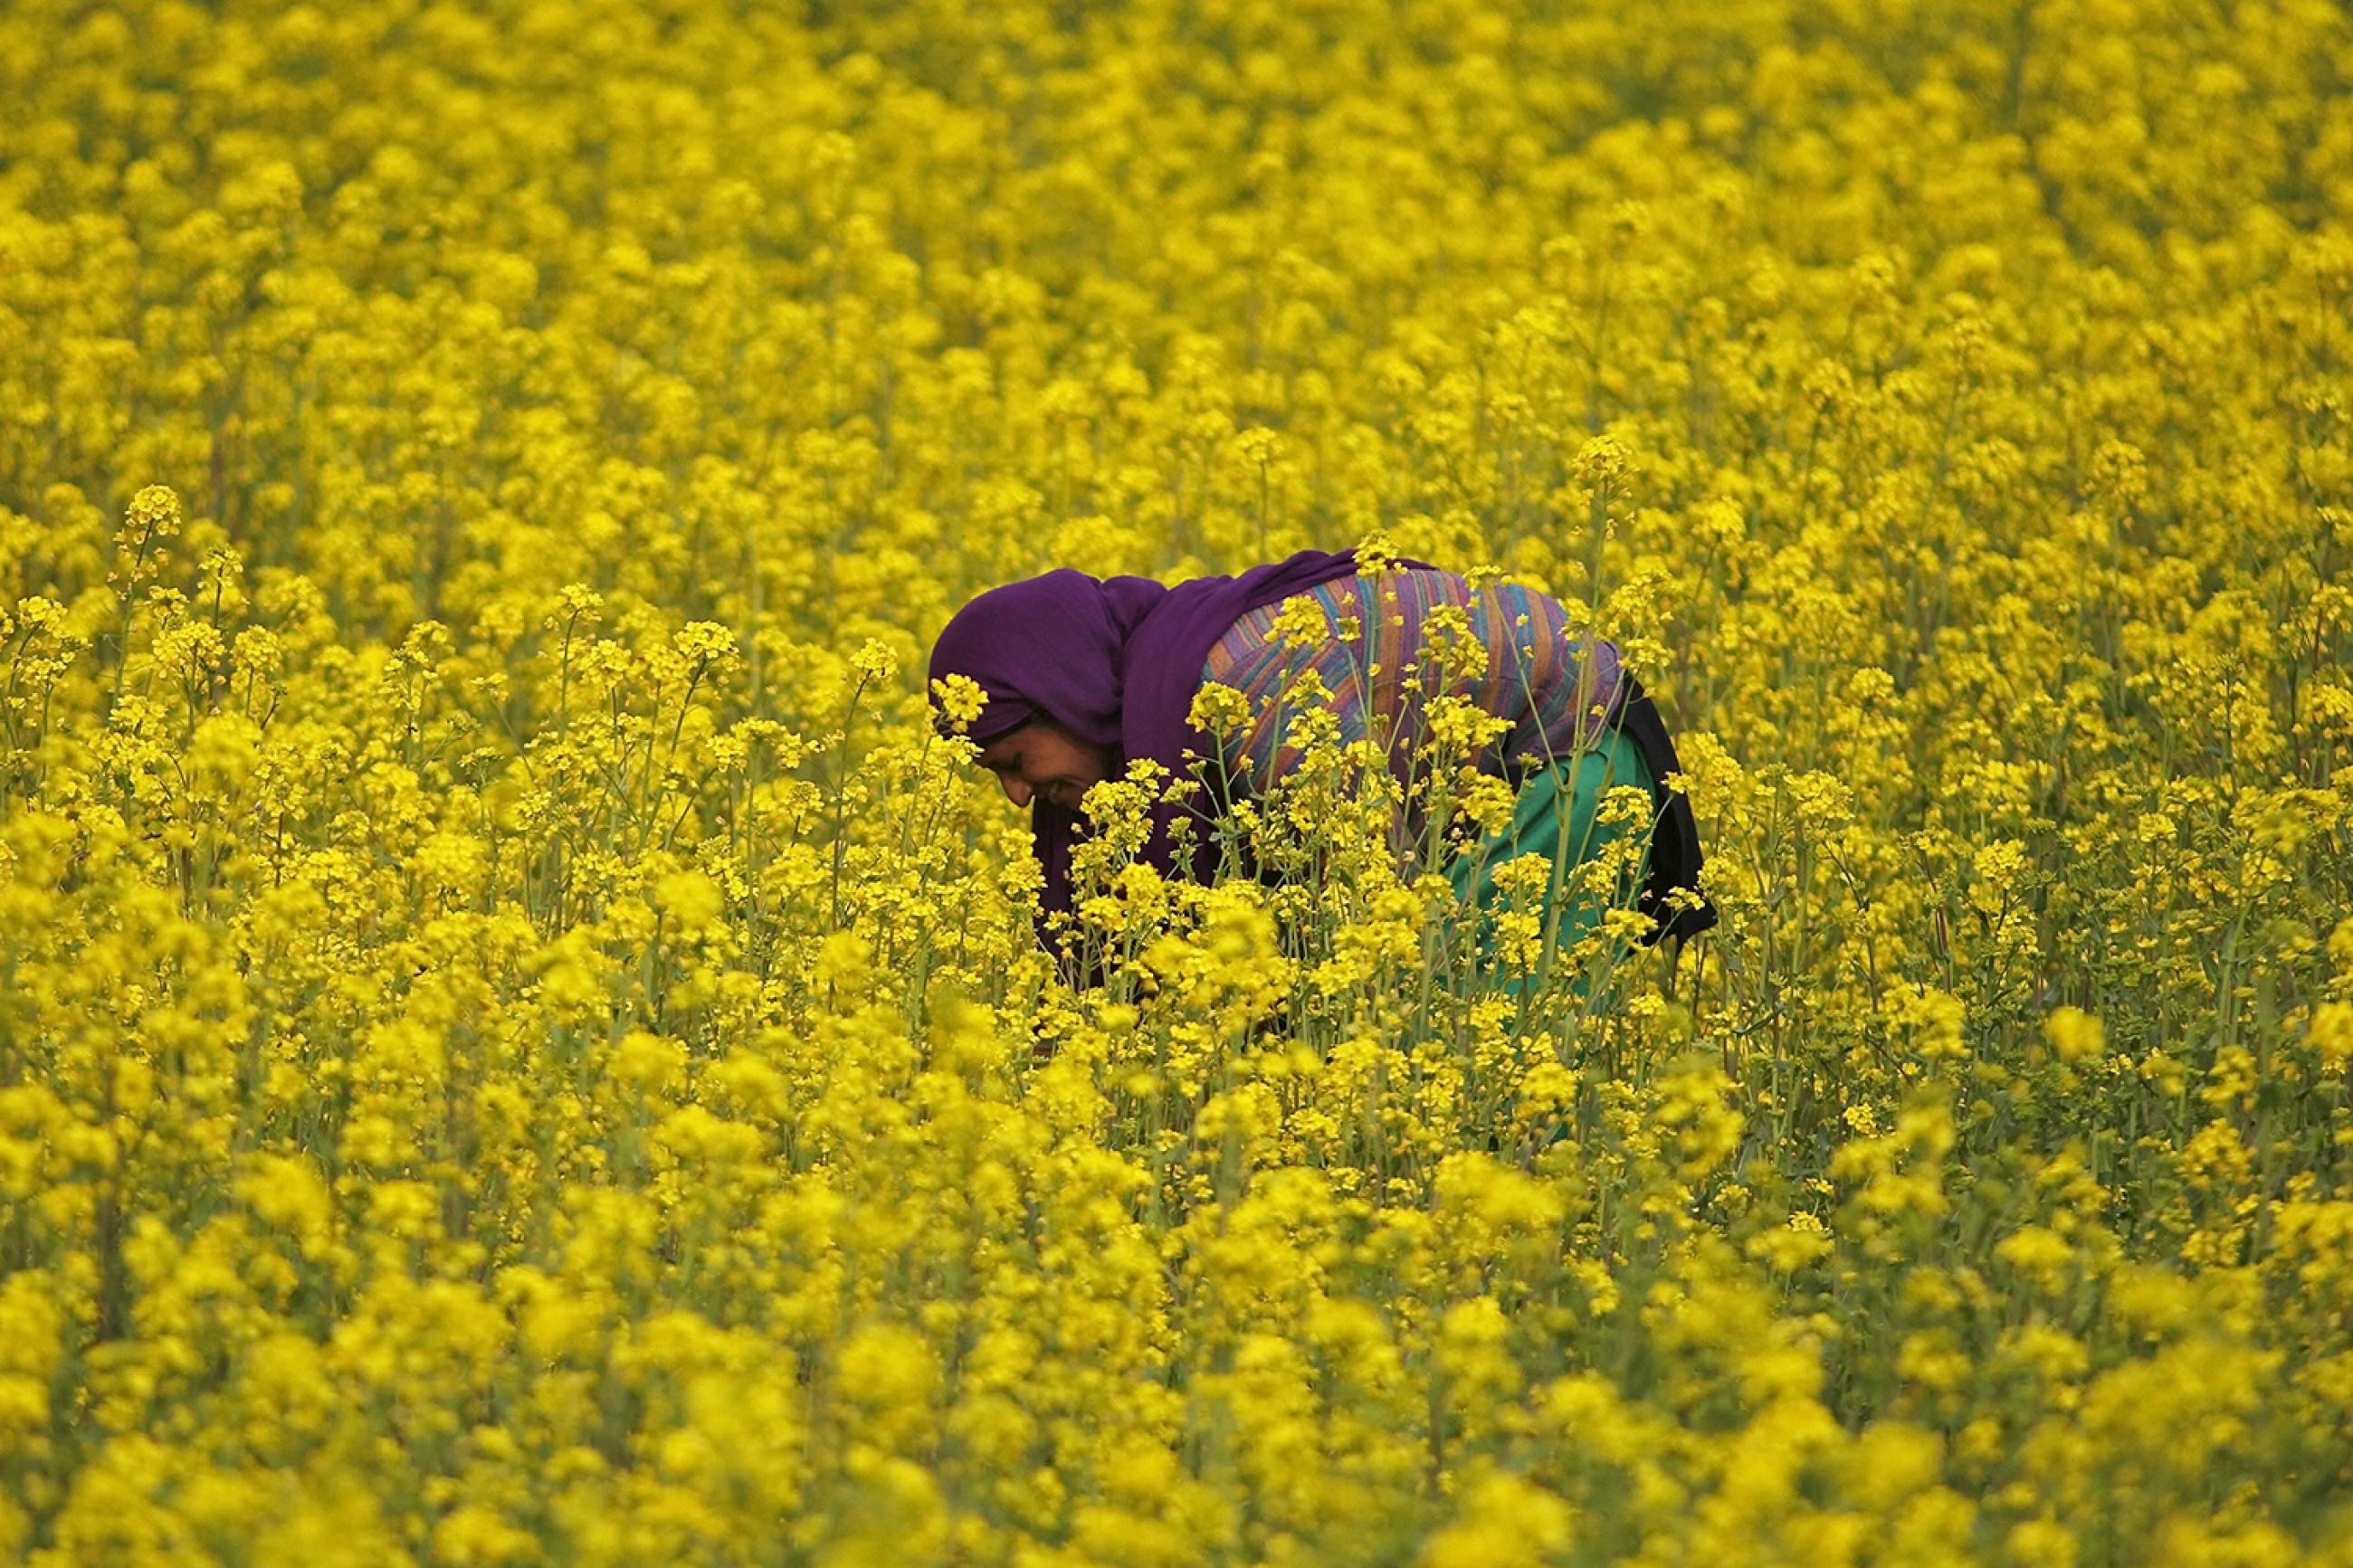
[2,0,2351,1563]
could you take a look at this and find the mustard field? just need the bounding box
[3,0,2352,1562]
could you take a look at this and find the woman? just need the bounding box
[927,546,1716,984]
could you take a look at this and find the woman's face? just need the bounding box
[975,720,1111,812]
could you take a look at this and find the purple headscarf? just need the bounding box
[929,548,1387,928]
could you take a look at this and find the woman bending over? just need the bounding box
[927,547,1715,987]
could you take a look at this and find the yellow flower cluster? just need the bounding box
[5,0,2353,1562]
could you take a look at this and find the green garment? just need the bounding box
[1442,724,1656,999]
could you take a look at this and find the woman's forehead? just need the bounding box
[977,730,1029,765]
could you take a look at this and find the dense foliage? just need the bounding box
[3,0,2351,1562]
